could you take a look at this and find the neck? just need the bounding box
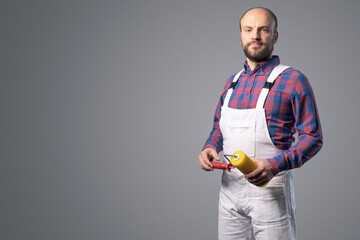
[246,55,274,71]
[246,59,257,71]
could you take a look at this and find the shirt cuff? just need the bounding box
[266,157,281,176]
[202,144,221,153]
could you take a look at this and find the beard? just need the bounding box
[243,41,274,63]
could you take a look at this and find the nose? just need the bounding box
[251,30,261,40]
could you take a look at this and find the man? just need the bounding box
[198,7,323,240]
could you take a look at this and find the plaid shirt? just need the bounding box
[203,56,323,175]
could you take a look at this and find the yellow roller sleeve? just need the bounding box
[230,150,258,174]
[230,151,267,187]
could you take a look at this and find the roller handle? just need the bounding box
[211,161,232,172]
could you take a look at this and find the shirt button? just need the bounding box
[245,92,249,95]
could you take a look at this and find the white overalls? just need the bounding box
[218,65,296,240]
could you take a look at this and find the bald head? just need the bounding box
[239,7,278,33]
[239,7,279,67]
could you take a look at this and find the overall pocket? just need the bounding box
[227,121,256,157]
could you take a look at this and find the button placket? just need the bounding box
[242,75,254,108]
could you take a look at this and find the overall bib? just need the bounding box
[218,65,296,240]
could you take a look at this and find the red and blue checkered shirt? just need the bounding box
[203,56,323,175]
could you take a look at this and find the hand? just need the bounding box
[244,159,273,186]
[198,148,220,171]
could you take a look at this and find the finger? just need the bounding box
[251,175,264,184]
[247,175,261,185]
[250,171,271,186]
[245,159,266,179]
[200,161,214,171]
[253,175,270,187]
[245,167,262,180]
[207,149,220,161]
[201,149,216,165]
[198,153,214,171]
[246,169,267,184]
[252,179,268,187]
[202,151,214,166]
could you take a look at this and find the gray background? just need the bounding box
[1,0,359,239]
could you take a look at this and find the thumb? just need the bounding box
[208,149,220,161]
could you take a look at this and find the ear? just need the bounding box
[273,31,278,44]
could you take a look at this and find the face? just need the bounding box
[240,9,278,63]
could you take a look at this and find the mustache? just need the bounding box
[247,41,263,46]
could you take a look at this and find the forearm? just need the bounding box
[203,129,223,153]
[267,132,323,175]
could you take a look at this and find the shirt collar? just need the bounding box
[243,55,280,75]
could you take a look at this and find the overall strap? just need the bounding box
[255,64,290,109]
[223,69,244,108]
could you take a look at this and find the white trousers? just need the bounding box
[218,175,296,240]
